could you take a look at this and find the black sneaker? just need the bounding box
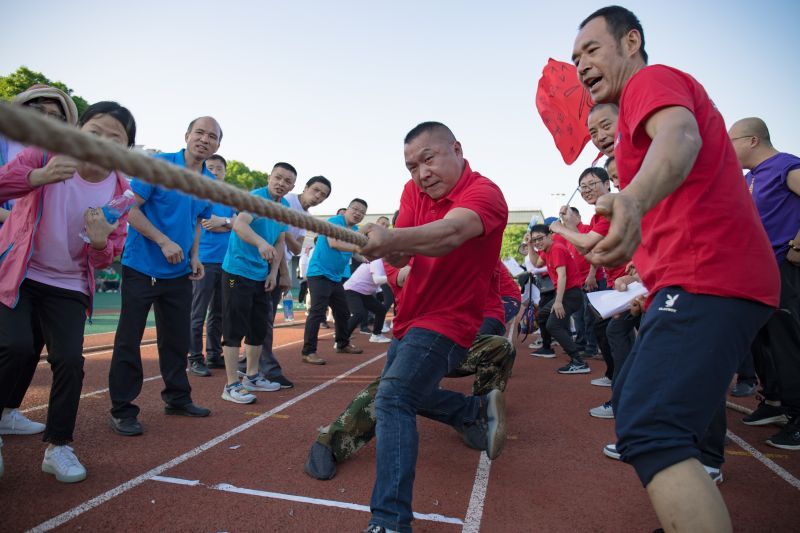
[164,402,211,417]
[188,359,211,377]
[206,355,225,369]
[109,416,143,436]
[742,401,789,426]
[531,347,556,358]
[730,382,757,397]
[304,442,336,480]
[557,359,591,374]
[766,418,800,450]
[270,375,294,389]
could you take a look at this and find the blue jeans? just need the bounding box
[369,328,478,532]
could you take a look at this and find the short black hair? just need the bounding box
[529,224,552,235]
[578,166,610,185]
[404,121,456,145]
[588,102,619,118]
[580,6,648,64]
[306,175,332,193]
[570,207,580,216]
[376,215,390,222]
[392,209,400,226]
[187,117,223,141]
[604,156,615,169]
[79,101,137,147]
[272,162,297,176]
[350,198,368,209]
[207,154,227,168]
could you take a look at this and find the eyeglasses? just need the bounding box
[530,236,546,244]
[27,102,66,122]
[579,180,603,192]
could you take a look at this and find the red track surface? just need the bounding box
[2,323,799,532]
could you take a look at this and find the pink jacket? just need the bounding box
[0,147,130,316]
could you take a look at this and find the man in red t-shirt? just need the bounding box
[357,122,508,532]
[528,224,590,374]
[573,6,779,531]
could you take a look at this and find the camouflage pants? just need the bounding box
[316,334,516,463]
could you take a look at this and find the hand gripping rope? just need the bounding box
[0,102,368,247]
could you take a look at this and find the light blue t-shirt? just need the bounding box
[306,214,357,283]
[222,188,289,281]
[198,197,236,264]
[121,150,213,278]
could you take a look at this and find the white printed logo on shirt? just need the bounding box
[658,294,679,313]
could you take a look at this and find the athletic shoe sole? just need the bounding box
[589,409,614,419]
[590,378,612,387]
[221,390,256,404]
[765,439,800,451]
[531,352,556,359]
[558,367,591,374]
[603,444,621,460]
[42,462,87,483]
[743,415,789,426]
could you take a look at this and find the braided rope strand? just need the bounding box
[0,102,368,246]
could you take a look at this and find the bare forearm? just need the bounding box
[556,275,566,304]
[285,233,302,256]
[191,222,201,259]
[622,123,701,213]
[390,219,473,257]
[234,220,268,250]
[128,207,170,246]
[553,226,600,255]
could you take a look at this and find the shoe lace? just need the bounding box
[51,446,80,469]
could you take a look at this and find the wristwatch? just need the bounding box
[789,240,800,252]
[225,217,232,227]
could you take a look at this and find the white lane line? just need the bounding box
[21,376,163,414]
[150,475,463,525]
[27,351,387,533]
[462,454,492,532]
[23,335,329,412]
[727,430,800,491]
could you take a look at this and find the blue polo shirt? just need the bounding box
[122,150,213,278]
[306,215,357,282]
[222,188,289,281]
[198,198,236,264]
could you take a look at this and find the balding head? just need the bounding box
[730,117,771,146]
[185,116,222,163]
[728,117,777,170]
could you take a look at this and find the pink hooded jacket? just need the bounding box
[0,146,130,316]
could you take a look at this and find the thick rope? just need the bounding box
[0,102,368,246]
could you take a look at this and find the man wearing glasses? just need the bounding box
[300,199,367,365]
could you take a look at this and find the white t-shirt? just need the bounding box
[344,259,386,295]
[284,192,308,265]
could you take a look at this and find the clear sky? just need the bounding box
[2,0,798,219]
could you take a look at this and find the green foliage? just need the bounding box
[0,66,89,115]
[224,159,270,190]
[500,224,529,264]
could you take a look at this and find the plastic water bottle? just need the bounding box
[282,292,295,321]
[79,190,136,243]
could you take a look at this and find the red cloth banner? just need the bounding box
[535,58,594,165]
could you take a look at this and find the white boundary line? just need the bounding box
[27,351,386,533]
[150,475,464,525]
[23,335,329,412]
[727,430,800,490]
[462,453,492,532]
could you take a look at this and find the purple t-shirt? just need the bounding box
[746,152,800,263]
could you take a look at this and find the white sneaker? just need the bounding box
[528,340,543,349]
[0,408,46,435]
[589,402,614,419]
[369,334,391,344]
[222,383,257,404]
[603,443,621,460]
[241,375,281,392]
[42,445,87,483]
[590,376,613,388]
[382,323,392,333]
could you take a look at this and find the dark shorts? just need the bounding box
[221,271,269,347]
[502,296,521,324]
[612,287,772,486]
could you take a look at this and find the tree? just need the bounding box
[224,159,269,190]
[500,224,529,265]
[0,66,89,115]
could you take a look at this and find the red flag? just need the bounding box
[535,58,594,165]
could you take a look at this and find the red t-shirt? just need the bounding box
[589,213,610,237]
[393,160,508,347]
[604,264,628,286]
[616,65,779,307]
[543,241,583,291]
[496,260,522,302]
[483,266,505,324]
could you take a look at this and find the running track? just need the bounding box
[2,322,798,532]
